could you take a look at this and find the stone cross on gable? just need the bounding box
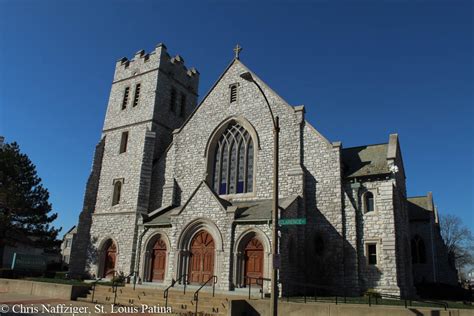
[233,44,242,60]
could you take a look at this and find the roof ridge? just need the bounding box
[342,142,388,150]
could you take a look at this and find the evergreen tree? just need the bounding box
[0,141,61,264]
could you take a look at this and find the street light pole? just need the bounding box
[240,71,279,316]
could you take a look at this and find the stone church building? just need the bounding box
[69,43,457,297]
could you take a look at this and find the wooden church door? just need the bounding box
[103,241,116,278]
[150,238,167,282]
[189,230,215,284]
[244,237,263,285]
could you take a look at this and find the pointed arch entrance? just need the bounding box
[102,239,117,278]
[150,237,167,281]
[243,237,264,285]
[234,230,269,288]
[189,230,215,284]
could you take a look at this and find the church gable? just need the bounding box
[161,58,332,204]
[170,181,230,218]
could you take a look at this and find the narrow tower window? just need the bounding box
[180,93,186,118]
[122,87,130,110]
[367,243,377,265]
[119,131,129,154]
[364,192,374,213]
[112,180,122,206]
[132,83,141,107]
[170,88,177,113]
[230,84,238,103]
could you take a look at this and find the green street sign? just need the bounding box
[11,253,47,272]
[279,218,307,226]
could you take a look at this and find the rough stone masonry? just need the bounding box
[69,43,457,297]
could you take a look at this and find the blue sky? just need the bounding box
[1,0,472,237]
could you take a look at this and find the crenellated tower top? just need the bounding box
[113,43,199,95]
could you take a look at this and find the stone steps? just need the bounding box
[78,285,242,315]
[81,292,229,308]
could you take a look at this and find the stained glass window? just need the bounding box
[212,122,254,195]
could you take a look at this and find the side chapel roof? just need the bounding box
[341,143,390,178]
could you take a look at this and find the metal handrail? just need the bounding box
[110,271,133,305]
[367,292,448,310]
[163,273,188,309]
[281,280,346,304]
[281,280,448,310]
[246,276,271,299]
[193,275,218,315]
[90,278,103,303]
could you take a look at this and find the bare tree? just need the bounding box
[440,214,474,273]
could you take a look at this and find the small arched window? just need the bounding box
[212,122,254,195]
[112,180,122,206]
[411,235,427,264]
[364,192,374,213]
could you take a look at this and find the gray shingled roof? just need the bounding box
[407,196,431,221]
[233,196,298,222]
[144,205,175,226]
[341,143,390,178]
[144,196,298,225]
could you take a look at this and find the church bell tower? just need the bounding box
[70,43,199,277]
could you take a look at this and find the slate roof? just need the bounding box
[233,196,298,222]
[407,196,432,221]
[144,196,298,225]
[64,225,77,236]
[144,205,175,226]
[341,143,390,178]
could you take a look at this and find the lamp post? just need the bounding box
[240,71,279,316]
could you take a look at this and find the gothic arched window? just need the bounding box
[411,235,427,264]
[212,123,254,195]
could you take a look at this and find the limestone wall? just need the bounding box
[353,178,401,295]
[302,123,344,292]
[160,60,305,205]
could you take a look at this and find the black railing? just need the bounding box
[163,273,188,309]
[110,271,133,305]
[246,276,271,299]
[367,292,448,310]
[280,280,449,311]
[193,275,218,315]
[90,278,103,303]
[281,280,346,304]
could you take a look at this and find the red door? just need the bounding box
[103,241,116,278]
[244,237,263,285]
[150,238,167,282]
[189,231,215,284]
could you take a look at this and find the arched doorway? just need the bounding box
[189,230,215,284]
[150,237,167,282]
[243,237,264,285]
[102,240,117,278]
